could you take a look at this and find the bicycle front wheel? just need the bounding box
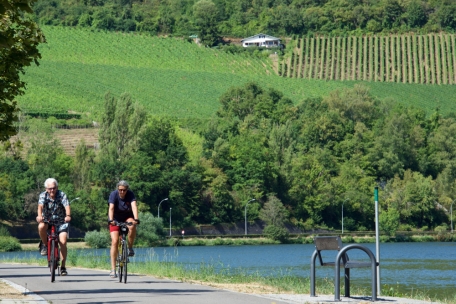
[118,241,123,283]
[122,241,128,284]
[50,240,56,282]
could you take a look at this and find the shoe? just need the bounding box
[40,244,47,256]
[110,270,117,278]
[61,267,68,276]
[128,248,135,257]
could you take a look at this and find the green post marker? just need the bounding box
[374,186,380,296]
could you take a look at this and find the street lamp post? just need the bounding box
[451,200,455,233]
[169,207,172,237]
[342,198,349,234]
[245,199,255,235]
[157,198,168,218]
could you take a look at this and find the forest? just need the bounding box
[32,0,456,45]
[2,83,455,236]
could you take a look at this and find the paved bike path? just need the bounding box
[1,263,438,304]
[0,263,291,304]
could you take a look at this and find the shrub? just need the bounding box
[135,212,166,247]
[85,230,110,248]
[380,235,391,243]
[263,225,289,242]
[379,208,400,236]
[0,225,11,237]
[434,224,448,233]
[341,235,354,243]
[398,224,413,231]
[0,236,21,252]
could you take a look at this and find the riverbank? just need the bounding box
[0,246,450,304]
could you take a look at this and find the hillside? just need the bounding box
[17,26,456,119]
[283,33,456,85]
[54,128,99,156]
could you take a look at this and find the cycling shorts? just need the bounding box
[47,223,69,235]
[109,212,134,233]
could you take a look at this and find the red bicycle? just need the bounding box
[46,220,60,282]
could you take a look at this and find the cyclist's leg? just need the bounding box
[38,222,48,255]
[125,217,137,250]
[38,222,48,244]
[110,228,120,271]
[58,231,68,268]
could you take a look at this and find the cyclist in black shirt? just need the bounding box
[107,180,139,278]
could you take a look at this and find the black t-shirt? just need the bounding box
[108,189,136,215]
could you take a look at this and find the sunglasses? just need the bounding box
[118,188,128,192]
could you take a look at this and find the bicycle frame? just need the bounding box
[116,222,132,284]
[47,222,60,282]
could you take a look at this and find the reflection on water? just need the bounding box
[2,242,455,299]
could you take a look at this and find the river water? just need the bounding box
[1,242,455,299]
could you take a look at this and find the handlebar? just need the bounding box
[43,219,65,226]
[112,221,135,227]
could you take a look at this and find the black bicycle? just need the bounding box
[115,221,134,284]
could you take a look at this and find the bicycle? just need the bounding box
[45,219,61,282]
[115,221,134,284]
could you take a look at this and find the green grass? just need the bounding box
[16,26,456,120]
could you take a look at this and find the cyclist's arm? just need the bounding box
[108,203,115,224]
[37,204,44,223]
[64,205,71,222]
[131,200,138,223]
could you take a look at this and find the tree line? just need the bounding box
[2,83,456,236]
[32,0,456,46]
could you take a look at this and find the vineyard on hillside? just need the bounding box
[282,33,456,85]
[16,26,456,119]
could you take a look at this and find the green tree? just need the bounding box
[379,207,400,236]
[193,0,220,47]
[74,140,95,191]
[259,195,289,242]
[288,148,333,226]
[0,0,45,141]
[381,0,404,29]
[99,92,147,162]
[384,170,443,229]
[0,157,33,220]
[135,212,165,246]
[406,1,427,28]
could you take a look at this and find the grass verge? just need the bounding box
[0,249,451,303]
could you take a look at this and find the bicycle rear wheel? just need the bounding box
[122,240,128,284]
[50,240,56,282]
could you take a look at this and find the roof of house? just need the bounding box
[241,33,281,43]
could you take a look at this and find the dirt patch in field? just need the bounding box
[0,280,33,300]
